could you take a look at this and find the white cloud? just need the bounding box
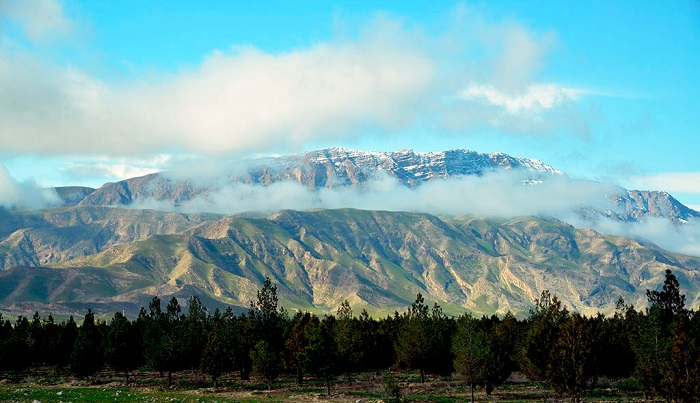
[0,0,73,42]
[436,8,592,135]
[0,5,596,159]
[61,163,160,182]
[129,171,700,257]
[573,216,700,257]
[0,165,60,209]
[461,83,583,114]
[629,172,700,194]
[59,154,184,182]
[492,25,557,91]
[132,170,619,219]
[0,17,434,156]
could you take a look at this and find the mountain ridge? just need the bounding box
[51,148,699,225]
[65,148,562,207]
[1,148,697,318]
[1,208,698,318]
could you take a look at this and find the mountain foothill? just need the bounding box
[0,148,698,318]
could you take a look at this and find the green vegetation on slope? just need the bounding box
[0,207,698,317]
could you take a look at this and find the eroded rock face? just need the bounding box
[1,208,699,318]
[0,206,221,270]
[4,148,695,318]
[608,190,700,224]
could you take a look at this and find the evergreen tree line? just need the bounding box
[0,271,698,402]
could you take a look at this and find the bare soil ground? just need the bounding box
[0,368,652,402]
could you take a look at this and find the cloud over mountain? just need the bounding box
[0,165,59,209]
[131,172,700,257]
[135,171,615,219]
[0,4,592,159]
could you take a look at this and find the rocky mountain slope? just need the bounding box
[1,148,697,318]
[608,190,700,223]
[1,208,698,318]
[66,148,560,205]
[0,206,221,270]
[54,148,699,224]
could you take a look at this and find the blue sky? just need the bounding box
[1,1,699,209]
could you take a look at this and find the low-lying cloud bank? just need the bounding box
[131,171,700,257]
[0,165,59,210]
[134,171,617,217]
[578,217,700,257]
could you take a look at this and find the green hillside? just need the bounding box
[1,207,698,317]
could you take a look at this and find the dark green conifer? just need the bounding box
[395,294,451,382]
[200,309,227,388]
[70,309,104,379]
[301,316,340,396]
[106,311,140,383]
[452,313,488,403]
[251,339,281,390]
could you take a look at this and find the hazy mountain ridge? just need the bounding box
[258,148,563,187]
[54,186,96,205]
[52,148,699,225]
[1,208,698,318]
[63,148,563,206]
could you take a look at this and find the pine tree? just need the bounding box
[301,316,340,396]
[395,294,451,382]
[70,309,104,379]
[334,300,363,384]
[251,339,281,390]
[248,278,286,385]
[521,290,568,381]
[0,315,7,377]
[217,308,252,381]
[632,269,689,398]
[42,314,61,371]
[200,310,228,388]
[658,314,700,401]
[55,316,78,373]
[359,309,395,370]
[452,314,488,403]
[1,317,30,381]
[106,311,140,383]
[646,269,685,321]
[142,296,186,387]
[236,312,254,380]
[483,312,519,396]
[632,311,667,398]
[547,314,595,402]
[594,299,636,379]
[249,277,285,353]
[183,295,207,370]
[27,312,46,370]
[283,311,313,386]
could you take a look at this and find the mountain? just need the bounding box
[2,148,698,318]
[1,208,698,318]
[69,148,561,206]
[55,148,699,224]
[608,190,700,224]
[54,186,96,205]
[0,206,221,270]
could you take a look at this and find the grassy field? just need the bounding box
[0,369,651,402]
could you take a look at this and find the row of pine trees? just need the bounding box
[0,270,698,402]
